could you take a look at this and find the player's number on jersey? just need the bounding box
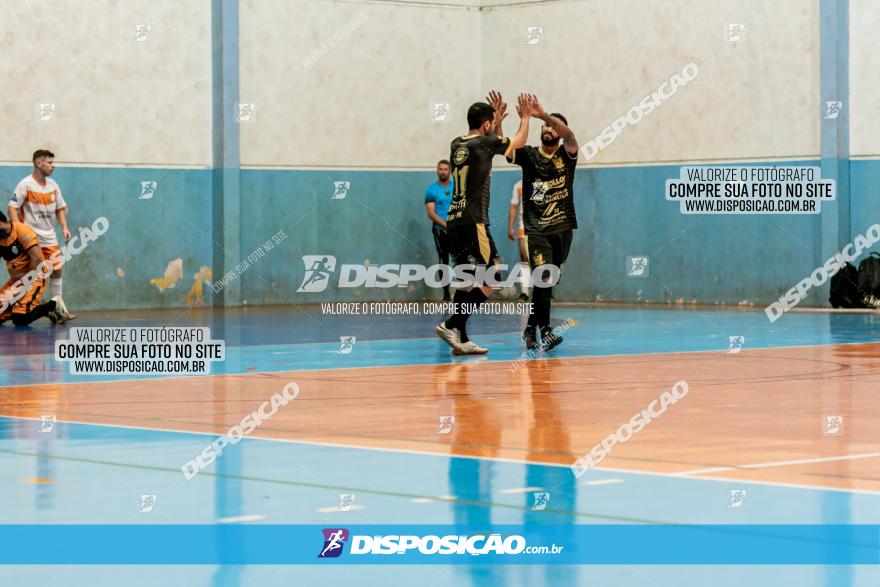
[452,166,469,198]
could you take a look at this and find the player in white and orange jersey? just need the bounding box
[8,149,74,322]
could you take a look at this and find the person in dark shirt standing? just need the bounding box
[436,92,534,355]
[507,98,579,351]
[424,159,454,301]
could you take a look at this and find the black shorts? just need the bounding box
[528,230,573,273]
[432,228,449,262]
[447,223,499,266]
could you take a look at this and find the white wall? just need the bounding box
[0,0,829,168]
[849,0,880,157]
[0,0,212,167]
[481,0,820,166]
[242,0,820,169]
[239,0,481,168]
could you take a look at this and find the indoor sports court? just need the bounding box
[1,0,879,585]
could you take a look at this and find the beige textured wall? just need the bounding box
[482,0,820,166]
[0,0,212,166]
[242,0,819,168]
[239,0,481,168]
[1,0,823,167]
[850,0,880,157]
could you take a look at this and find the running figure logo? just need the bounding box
[626,256,649,277]
[437,415,456,434]
[138,494,157,513]
[728,489,746,508]
[133,24,152,42]
[318,528,349,558]
[332,181,350,200]
[37,103,56,122]
[823,415,843,435]
[725,23,744,43]
[727,336,745,353]
[431,102,450,122]
[531,492,550,511]
[39,415,56,433]
[338,336,356,354]
[297,255,337,292]
[140,181,158,200]
[824,101,843,120]
[237,102,256,123]
[337,494,356,512]
[523,26,543,45]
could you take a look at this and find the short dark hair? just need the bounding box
[0,210,7,223]
[550,113,568,126]
[467,102,495,130]
[33,149,55,164]
[437,159,450,168]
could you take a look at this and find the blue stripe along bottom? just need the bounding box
[1,524,877,564]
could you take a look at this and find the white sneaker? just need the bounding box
[453,340,489,355]
[436,321,462,349]
[51,295,70,324]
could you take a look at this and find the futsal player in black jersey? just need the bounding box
[507,97,579,351]
[436,92,535,355]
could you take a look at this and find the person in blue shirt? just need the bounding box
[424,159,454,301]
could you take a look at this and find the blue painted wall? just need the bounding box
[848,159,880,243]
[0,166,212,310]
[1,160,873,310]
[240,161,848,308]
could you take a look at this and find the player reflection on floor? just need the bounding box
[444,362,504,585]
[442,359,578,584]
[523,360,576,585]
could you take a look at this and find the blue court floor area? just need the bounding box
[3,303,880,385]
[1,418,879,585]
[2,304,880,585]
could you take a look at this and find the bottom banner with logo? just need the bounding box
[1,525,877,564]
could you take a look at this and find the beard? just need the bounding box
[541,133,557,147]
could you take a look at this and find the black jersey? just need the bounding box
[509,145,578,234]
[446,134,512,227]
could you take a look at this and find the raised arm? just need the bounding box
[510,93,534,151]
[531,95,578,155]
[487,91,508,137]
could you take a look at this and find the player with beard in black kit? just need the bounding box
[507,98,579,351]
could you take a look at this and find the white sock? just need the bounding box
[48,277,62,300]
[518,262,531,293]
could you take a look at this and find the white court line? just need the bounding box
[674,466,735,476]
[584,479,625,486]
[743,452,880,469]
[216,514,266,524]
[316,505,366,513]
[675,452,880,476]
[3,414,880,497]
[500,486,542,494]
